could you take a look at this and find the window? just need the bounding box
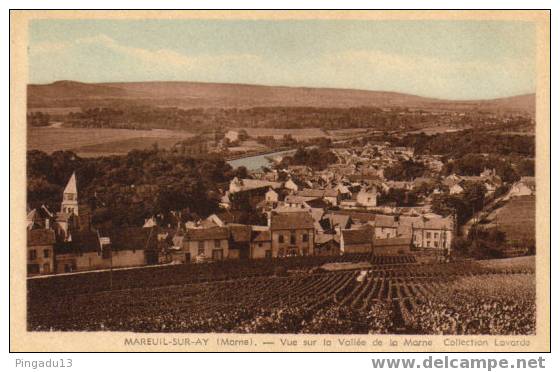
[28,249,37,260]
[212,249,223,260]
[43,263,51,273]
[434,241,439,248]
[290,231,296,245]
[43,249,50,258]
[198,241,205,255]
[27,264,39,274]
[302,233,308,243]
[386,233,390,239]
[426,232,431,239]
[278,234,284,244]
[258,242,263,248]
[434,232,439,239]
[265,250,272,258]
[426,241,431,247]
[214,239,221,248]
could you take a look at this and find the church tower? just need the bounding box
[61,172,78,216]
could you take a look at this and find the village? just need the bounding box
[18,10,546,342]
[26,133,536,276]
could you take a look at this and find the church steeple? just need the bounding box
[61,172,78,215]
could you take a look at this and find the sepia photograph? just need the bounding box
[10,10,550,352]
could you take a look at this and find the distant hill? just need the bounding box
[27,80,535,115]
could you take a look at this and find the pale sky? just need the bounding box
[28,19,536,100]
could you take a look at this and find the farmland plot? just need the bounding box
[27,127,195,156]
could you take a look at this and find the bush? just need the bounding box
[451,237,470,254]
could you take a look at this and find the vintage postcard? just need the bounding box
[10,10,550,352]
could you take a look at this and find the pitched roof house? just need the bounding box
[184,226,230,262]
[270,211,315,230]
[373,236,412,255]
[340,226,374,254]
[269,212,315,257]
[228,224,252,259]
[27,228,56,276]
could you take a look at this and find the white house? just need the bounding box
[225,130,240,142]
[356,187,377,209]
[334,183,351,199]
[265,188,279,202]
[449,183,464,195]
[229,177,282,194]
[283,178,299,193]
[507,177,535,199]
[219,191,232,209]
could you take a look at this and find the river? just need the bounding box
[227,149,296,171]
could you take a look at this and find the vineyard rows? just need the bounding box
[28,266,535,335]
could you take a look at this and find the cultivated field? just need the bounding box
[27,127,195,156]
[28,255,535,334]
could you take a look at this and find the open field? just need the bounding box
[27,107,81,115]
[227,140,268,154]
[477,256,535,271]
[408,126,468,135]
[485,131,535,137]
[485,196,535,243]
[27,127,195,156]
[326,128,370,136]
[237,127,328,140]
[74,137,191,157]
[28,256,535,334]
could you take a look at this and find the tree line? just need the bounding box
[27,149,236,228]
[277,147,338,171]
[57,104,532,132]
[392,130,535,158]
